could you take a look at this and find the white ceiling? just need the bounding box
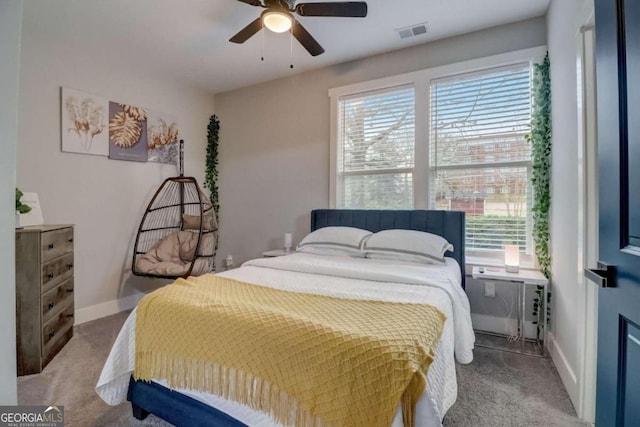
[23,0,550,94]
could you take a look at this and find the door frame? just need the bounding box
[576,3,598,424]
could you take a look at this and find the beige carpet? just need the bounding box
[18,311,586,426]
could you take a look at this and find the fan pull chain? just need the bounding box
[261,20,265,62]
[289,23,294,69]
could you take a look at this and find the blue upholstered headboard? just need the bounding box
[310,209,466,288]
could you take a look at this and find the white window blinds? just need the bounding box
[337,85,415,209]
[430,64,533,254]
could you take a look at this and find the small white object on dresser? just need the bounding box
[471,266,549,356]
[17,192,44,227]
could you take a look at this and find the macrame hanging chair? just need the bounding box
[132,140,218,279]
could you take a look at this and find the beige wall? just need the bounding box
[214,16,546,268]
[16,6,215,322]
[0,0,22,405]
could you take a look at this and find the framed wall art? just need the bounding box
[61,87,109,156]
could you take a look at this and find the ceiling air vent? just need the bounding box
[396,22,428,40]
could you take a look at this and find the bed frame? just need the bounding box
[128,209,466,426]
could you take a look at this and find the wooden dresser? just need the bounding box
[15,224,75,376]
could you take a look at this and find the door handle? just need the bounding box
[584,262,616,288]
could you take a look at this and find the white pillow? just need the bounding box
[363,229,453,265]
[296,226,371,257]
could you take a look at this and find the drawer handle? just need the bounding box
[48,303,54,310]
[49,331,55,339]
[47,273,54,280]
[48,243,54,250]
[66,288,74,293]
[67,263,73,269]
[66,314,74,318]
[68,238,73,243]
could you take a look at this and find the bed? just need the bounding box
[96,209,474,427]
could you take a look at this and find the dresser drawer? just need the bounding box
[41,253,74,293]
[42,304,74,354]
[42,327,73,368]
[41,227,73,263]
[42,278,74,324]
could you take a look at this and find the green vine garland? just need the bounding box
[205,115,220,218]
[526,53,551,335]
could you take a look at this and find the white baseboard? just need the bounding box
[471,313,538,339]
[75,292,145,325]
[547,332,579,407]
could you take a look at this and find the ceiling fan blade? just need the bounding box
[236,0,262,6]
[292,20,325,56]
[229,17,263,44]
[295,2,367,17]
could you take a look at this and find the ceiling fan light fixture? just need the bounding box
[230,1,368,56]
[262,10,293,33]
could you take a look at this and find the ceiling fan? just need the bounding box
[229,0,368,57]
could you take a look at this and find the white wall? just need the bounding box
[17,4,215,322]
[214,17,547,270]
[0,0,22,405]
[546,0,588,407]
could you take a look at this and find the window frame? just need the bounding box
[329,46,547,266]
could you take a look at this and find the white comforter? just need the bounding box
[96,253,475,426]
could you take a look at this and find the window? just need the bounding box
[336,85,415,209]
[431,64,532,255]
[330,47,544,260]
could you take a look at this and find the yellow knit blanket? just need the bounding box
[134,275,446,427]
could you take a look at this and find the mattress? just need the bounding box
[96,253,475,427]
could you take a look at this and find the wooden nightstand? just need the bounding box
[472,266,549,356]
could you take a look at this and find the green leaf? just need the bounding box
[17,205,31,214]
[16,187,31,213]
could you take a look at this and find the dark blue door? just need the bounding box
[593,0,640,425]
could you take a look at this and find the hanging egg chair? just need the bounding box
[132,140,218,279]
